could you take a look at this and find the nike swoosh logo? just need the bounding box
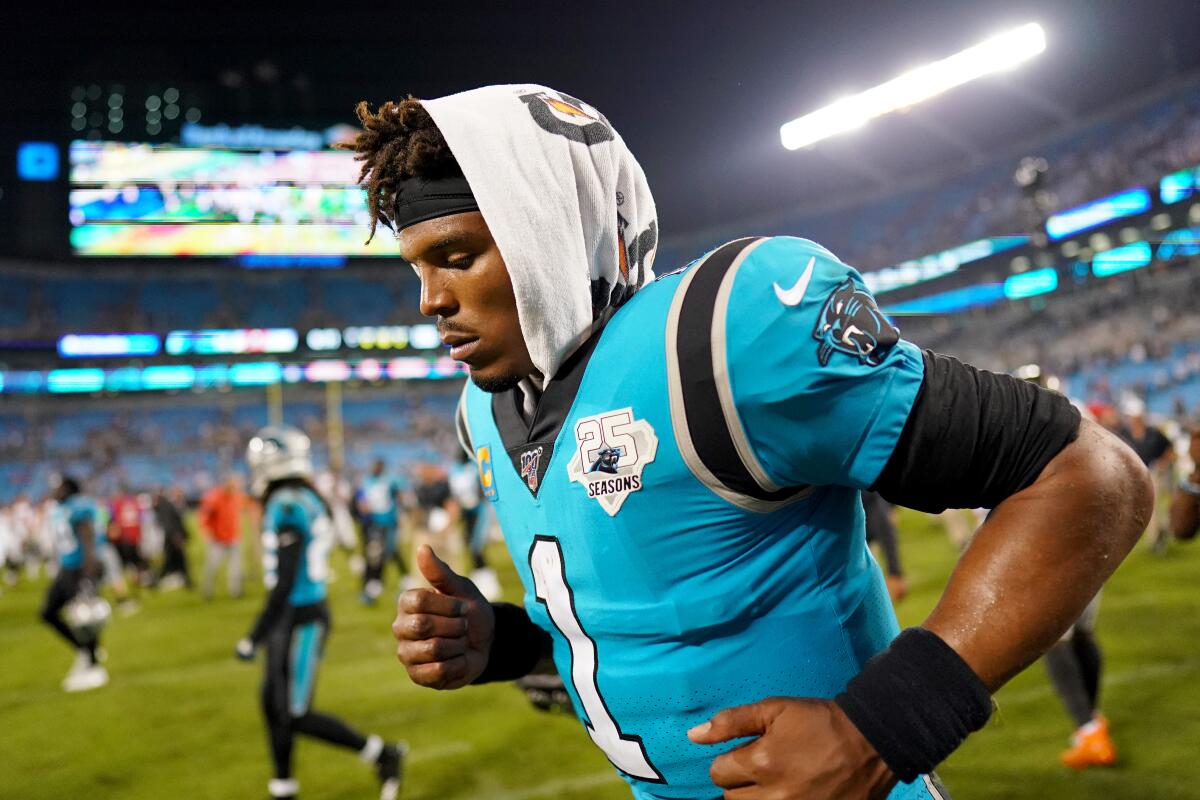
[773,256,816,306]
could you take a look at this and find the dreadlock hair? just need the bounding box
[336,98,463,243]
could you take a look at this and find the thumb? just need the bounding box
[417,544,472,597]
[688,701,777,744]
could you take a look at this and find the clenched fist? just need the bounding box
[392,545,494,689]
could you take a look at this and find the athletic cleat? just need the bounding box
[267,777,299,799]
[63,664,109,693]
[1060,714,1117,769]
[61,649,91,685]
[376,741,406,800]
[158,573,185,592]
[361,579,383,606]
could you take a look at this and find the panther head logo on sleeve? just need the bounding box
[812,278,900,367]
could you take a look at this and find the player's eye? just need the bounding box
[446,255,475,270]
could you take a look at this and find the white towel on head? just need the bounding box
[423,85,658,385]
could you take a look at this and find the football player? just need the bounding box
[109,484,150,586]
[1114,396,1175,553]
[345,88,1152,800]
[861,491,907,604]
[356,459,407,604]
[448,450,501,600]
[1169,424,1200,540]
[238,427,404,800]
[1018,366,1118,769]
[40,474,109,692]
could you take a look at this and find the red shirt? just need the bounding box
[199,487,245,544]
[110,495,143,544]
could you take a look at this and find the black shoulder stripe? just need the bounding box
[670,237,809,507]
[455,386,474,459]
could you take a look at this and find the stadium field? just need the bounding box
[2,510,1198,800]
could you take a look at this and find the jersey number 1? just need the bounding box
[529,536,664,783]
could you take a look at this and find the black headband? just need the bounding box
[390,175,479,232]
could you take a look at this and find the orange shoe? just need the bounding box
[1060,715,1117,769]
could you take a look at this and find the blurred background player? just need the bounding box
[36,497,62,581]
[153,486,193,591]
[237,426,404,800]
[0,503,19,588]
[862,490,908,604]
[355,458,407,604]
[1114,396,1175,553]
[109,484,151,587]
[1169,424,1200,541]
[1018,365,1120,769]
[10,494,46,582]
[1045,595,1114,769]
[315,469,360,557]
[447,449,500,600]
[199,473,249,600]
[408,461,462,593]
[40,474,110,692]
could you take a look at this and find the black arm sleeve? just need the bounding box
[472,602,554,684]
[871,351,1081,513]
[248,531,301,644]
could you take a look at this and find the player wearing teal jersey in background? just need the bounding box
[357,458,407,605]
[238,427,405,800]
[343,88,1153,799]
[40,474,111,693]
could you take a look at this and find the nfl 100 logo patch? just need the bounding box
[519,446,544,493]
[566,407,657,516]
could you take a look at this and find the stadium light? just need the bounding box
[781,22,1046,150]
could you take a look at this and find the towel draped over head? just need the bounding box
[422,84,658,385]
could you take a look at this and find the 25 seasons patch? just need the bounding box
[566,407,657,516]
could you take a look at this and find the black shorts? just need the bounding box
[115,541,143,567]
[262,603,331,719]
[42,567,83,616]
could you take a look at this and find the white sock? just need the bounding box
[267,778,299,797]
[360,733,384,763]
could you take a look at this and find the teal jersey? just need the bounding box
[360,474,403,528]
[459,237,940,800]
[262,486,334,607]
[54,494,106,569]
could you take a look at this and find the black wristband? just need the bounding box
[835,627,993,783]
[472,602,551,684]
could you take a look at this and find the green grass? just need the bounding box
[2,512,1198,799]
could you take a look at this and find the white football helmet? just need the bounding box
[65,583,111,639]
[246,426,315,496]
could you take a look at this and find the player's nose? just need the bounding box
[418,267,458,319]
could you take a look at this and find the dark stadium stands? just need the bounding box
[658,78,1200,273]
[0,268,423,339]
[0,388,458,502]
[2,75,1199,508]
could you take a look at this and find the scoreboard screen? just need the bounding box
[68,142,392,257]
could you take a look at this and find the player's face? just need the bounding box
[400,211,535,392]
